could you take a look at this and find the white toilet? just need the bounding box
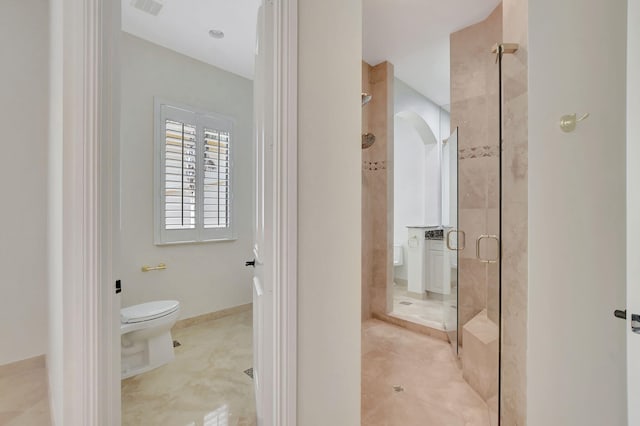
[120,300,180,379]
[393,244,404,266]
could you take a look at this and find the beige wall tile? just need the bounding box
[362,61,395,320]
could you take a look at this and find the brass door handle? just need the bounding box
[475,235,499,264]
[446,229,466,251]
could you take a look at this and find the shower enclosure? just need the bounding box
[446,15,511,424]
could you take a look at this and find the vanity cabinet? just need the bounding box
[406,227,452,297]
[425,239,451,295]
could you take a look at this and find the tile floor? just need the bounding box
[1,309,491,426]
[362,319,491,426]
[122,310,256,426]
[391,283,457,332]
[0,356,51,426]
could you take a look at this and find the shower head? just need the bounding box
[361,92,372,106]
[362,133,376,149]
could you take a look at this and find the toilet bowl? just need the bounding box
[120,300,180,379]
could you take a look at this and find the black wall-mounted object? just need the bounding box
[115,279,122,294]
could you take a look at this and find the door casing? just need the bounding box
[52,0,299,424]
[627,0,640,422]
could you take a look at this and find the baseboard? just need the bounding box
[172,303,252,331]
[426,291,446,301]
[394,278,408,288]
[407,290,428,300]
[0,354,45,378]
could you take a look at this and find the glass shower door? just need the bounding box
[454,59,502,424]
[443,128,459,355]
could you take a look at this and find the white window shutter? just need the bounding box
[155,100,234,244]
[164,119,197,230]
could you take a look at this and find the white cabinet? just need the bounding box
[406,227,451,297]
[425,239,451,295]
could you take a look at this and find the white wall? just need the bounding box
[0,0,49,366]
[528,0,627,424]
[394,115,427,234]
[48,0,64,422]
[395,79,451,145]
[119,33,254,320]
[628,0,640,423]
[298,0,362,423]
[393,79,450,280]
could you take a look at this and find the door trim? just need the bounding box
[49,0,120,423]
[272,0,298,423]
[59,0,298,423]
[627,0,639,422]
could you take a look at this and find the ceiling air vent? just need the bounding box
[131,0,164,16]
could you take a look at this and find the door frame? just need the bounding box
[627,0,639,422]
[60,0,298,424]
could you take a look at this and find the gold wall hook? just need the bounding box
[560,113,590,133]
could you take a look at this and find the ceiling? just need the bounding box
[122,0,500,101]
[122,0,261,80]
[364,0,501,108]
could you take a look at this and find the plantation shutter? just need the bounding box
[200,115,233,240]
[164,119,197,230]
[155,102,234,244]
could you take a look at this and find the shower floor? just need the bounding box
[362,319,492,425]
[391,282,456,331]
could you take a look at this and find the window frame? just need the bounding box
[153,98,236,245]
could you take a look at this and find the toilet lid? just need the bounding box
[121,300,180,324]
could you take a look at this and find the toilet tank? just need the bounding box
[393,244,404,266]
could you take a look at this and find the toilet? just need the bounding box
[393,244,404,266]
[120,300,180,379]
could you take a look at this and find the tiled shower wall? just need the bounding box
[450,4,503,337]
[361,61,394,321]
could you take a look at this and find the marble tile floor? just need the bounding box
[362,319,491,426]
[391,283,456,332]
[122,309,256,426]
[0,356,51,426]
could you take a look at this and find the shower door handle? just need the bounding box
[476,234,500,264]
[446,229,466,251]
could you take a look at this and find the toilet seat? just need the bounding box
[121,300,180,324]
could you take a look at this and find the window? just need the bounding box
[154,100,234,244]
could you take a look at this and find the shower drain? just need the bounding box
[392,385,404,393]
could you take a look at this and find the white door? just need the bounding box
[528,0,627,423]
[628,0,640,422]
[253,1,275,424]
